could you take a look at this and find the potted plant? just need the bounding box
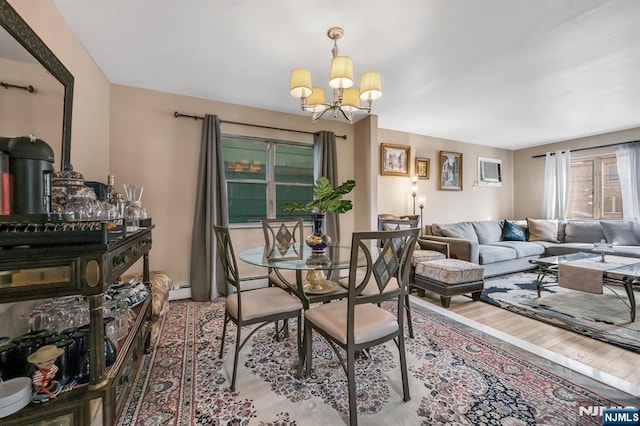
[281,176,355,252]
[281,176,355,215]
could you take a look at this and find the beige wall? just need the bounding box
[9,0,111,181]
[352,115,378,231]
[513,127,640,219]
[109,84,357,285]
[376,129,515,225]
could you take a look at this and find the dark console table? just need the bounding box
[0,219,153,425]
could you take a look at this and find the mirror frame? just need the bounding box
[0,0,74,169]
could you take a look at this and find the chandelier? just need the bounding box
[289,27,382,124]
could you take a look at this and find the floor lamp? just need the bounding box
[417,195,425,236]
[411,175,418,215]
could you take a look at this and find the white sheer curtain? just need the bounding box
[543,149,571,219]
[615,142,640,222]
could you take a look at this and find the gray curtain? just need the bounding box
[313,131,339,241]
[190,114,228,301]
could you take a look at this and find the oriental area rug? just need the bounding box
[481,272,640,353]
[117,299,636,425]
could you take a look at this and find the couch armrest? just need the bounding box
[419,235,479,263]
[417,238,450,258]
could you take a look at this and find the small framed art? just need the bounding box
[439,151,463,190]
[415,157,430,179]
[380,143,411,176]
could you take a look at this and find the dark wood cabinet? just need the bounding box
[0,224,154,425]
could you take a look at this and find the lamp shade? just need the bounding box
[290,68,312,98]
[341,88,361,112]
[329,56,354,89]
[305,87,327,112]
[359,72,382,100]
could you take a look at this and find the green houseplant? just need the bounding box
[281,176,355,253]
[280,176,356,214]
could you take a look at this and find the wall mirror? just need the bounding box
[0,0,73,170]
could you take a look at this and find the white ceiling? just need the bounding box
[52,0,640,150]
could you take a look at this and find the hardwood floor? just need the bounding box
[411,291,640,392]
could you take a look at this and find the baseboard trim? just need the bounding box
[169,287,191,300]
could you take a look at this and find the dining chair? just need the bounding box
[337,218,418,338]
[214,225,303,391]
[261,217,305,291]
[261,218,305,338]
[377,217,418,233]
[303,227,419,426]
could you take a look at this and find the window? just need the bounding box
[567,155,622,220]
[222,135,314,224]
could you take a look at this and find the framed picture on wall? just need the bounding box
[415,157,430,179]
[439,151,463,190]
[380,143,411,176]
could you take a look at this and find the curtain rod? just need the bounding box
[1,81,35,93]
[174,111,347,139]
[531,140,639,158]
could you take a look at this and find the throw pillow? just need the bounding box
[526,218,559,242]
[600,221,640,245]
[502,220,526,241]
[564,221,606,243]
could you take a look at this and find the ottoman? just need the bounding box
[413,258,484,308]
[412,249,447,266]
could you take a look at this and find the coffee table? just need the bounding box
[530,252,640,322]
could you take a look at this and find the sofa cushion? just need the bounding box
[502,220,527,241]
[600,221,640,246]
[564,221,605,243]
[471,220,502,244]
[438,222,479,243]
[609,246,640,258]
[486,241,546,257]
[544,243,597,256]
[526,218,559,242]
[478,245,516,264]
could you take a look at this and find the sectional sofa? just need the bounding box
[420,218,640,277]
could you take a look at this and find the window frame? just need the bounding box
[567,153,622,220]
[222,133,314,227]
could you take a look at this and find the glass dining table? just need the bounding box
[240,241,393,377]
[239,242,370,308]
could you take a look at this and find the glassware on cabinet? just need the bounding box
[64,195,103,221]
[20,309,42,332]
[125,202,144,231]
[123,184,146,230]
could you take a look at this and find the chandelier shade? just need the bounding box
[290,26,382,124]
[329,56,354,89]
[305,88,328,113]
[341,88,361,112]
[360,72,383,101]
[290,68,312,98]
